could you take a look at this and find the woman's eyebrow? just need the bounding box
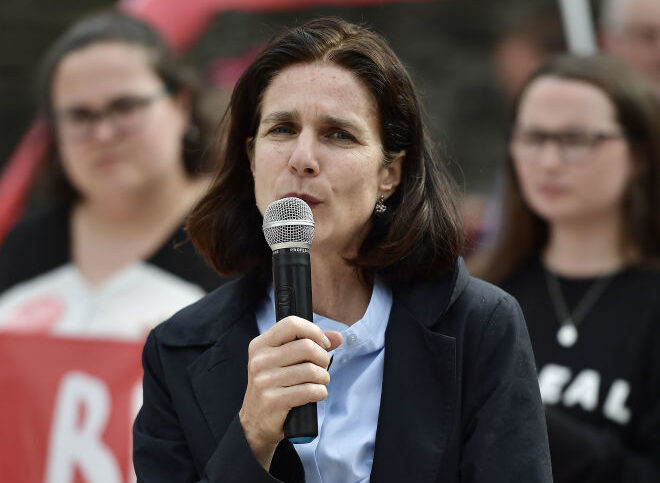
[261,110,297,125]
[320,115,365,135]
[57,92,148,112]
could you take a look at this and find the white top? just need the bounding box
[0,262,205,340]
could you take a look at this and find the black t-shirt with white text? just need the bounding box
[503,258,660,483]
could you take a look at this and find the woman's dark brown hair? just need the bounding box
[473,54,660,283]
[187,17,463,284]
[38,10,215,203]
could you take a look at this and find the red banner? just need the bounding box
[0,333,143,483]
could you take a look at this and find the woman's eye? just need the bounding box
[268,125,295,135]
[328,130,355,142]
[111,98,143,114]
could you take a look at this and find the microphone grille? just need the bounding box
[262,197,315,249]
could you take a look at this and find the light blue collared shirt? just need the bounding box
[255,278,392,483]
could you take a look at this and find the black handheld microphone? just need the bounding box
[262,197,317,444]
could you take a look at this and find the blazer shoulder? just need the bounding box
[153,277,260,347]
[153,280,246,347]
[460,275,522,319]
[448,275,529,353]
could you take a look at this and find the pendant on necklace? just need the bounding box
[556,323,578,348]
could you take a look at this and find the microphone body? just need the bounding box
[272,247,317,443]
[262,197,317,444]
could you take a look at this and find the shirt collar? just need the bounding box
[257,277,392,358]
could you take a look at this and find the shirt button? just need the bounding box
[347,333,358,345]
[341,356,349,364]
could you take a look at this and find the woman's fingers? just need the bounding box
[239,316,341,463]
[250,337,330,374]
[270,383,330,409]
[254,362,330,390]
[262,315,331,349]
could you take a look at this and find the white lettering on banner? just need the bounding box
[603,380,632,424]
[538,364,572,404]
[537,363,632,425]
[127,381,143,483]
[44,371,122,483]
[562,369,600,411]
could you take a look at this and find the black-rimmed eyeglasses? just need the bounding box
[510,129,624,164]
[53,87,169,142]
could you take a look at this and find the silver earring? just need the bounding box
[374,194,387,215]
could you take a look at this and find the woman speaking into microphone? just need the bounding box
[133,17,552,483]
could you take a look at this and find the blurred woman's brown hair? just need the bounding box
[472,54,660,283]
[187,17,463,284]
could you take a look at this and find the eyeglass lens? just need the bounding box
[55,89,167,141]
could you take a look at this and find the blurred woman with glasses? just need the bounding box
[0,11,226,338]
[471,54,660,482]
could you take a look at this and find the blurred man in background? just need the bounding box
[600,0,660,94]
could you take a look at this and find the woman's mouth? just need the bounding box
[281,192,321,207]
[538,183,567,198]
[93,152,122,169]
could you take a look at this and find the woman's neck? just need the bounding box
[309,254,372,326]
[72,175,210,286]
[543,214,628,277]
[86,172,208,227]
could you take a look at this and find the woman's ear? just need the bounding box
[628,144,648,178]
[173,89,193,124]
[379,150,405,198]
[246,137,255,175]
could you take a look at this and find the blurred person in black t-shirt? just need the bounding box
[471,54,660,482]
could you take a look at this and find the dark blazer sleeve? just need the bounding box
[459,293,553,482]
[133,331,203,482]
[133,331,293,483]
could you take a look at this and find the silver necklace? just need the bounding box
[543,269,615,348]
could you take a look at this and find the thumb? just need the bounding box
[324,330,343,351]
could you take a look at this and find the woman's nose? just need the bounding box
[536,141,564,170]
[88,116,120,142]
[287,131,320,176]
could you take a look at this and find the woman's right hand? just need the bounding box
[238,316,342,469]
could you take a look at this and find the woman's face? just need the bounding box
[51,42,190,204]
[511,76,635,225]
[250,62,401,257]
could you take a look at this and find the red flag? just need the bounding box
[0,119,52,247]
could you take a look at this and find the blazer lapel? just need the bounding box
[186,291,304,482]
[188,315,256,443]
[371,270,461,483]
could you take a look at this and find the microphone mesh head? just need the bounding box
[262,197,315,249]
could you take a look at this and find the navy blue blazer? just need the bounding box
[133,259,552,482]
